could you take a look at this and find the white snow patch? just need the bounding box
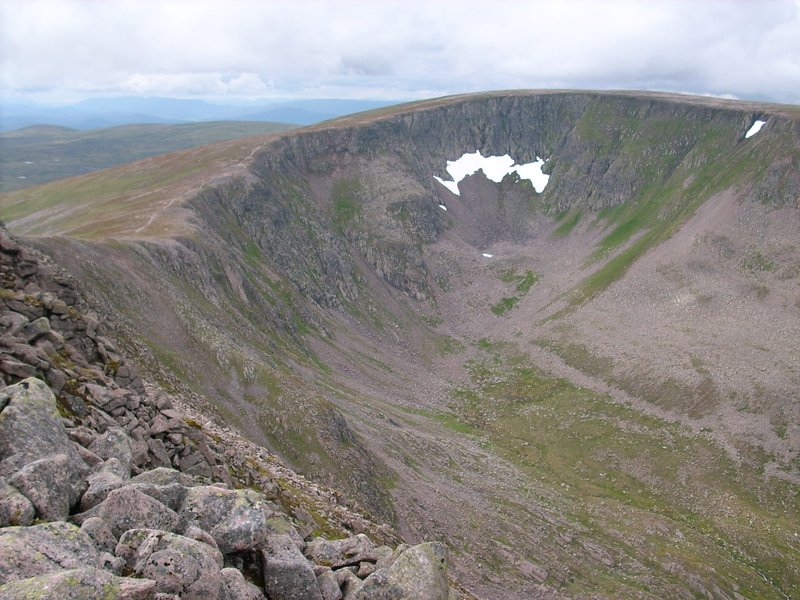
[745,120,766,138]
[433,177,460,195]
[439,204,448,211]
[434,151,550,196]
[482,253,493,258]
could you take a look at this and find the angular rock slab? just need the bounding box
[179,485,268,554]
[0,567,156,600]
[80,516,119,554]
[347,542,450,600]
[129,466,196,487]
[130,481,188,512]
[317,568,344,600]
[219,567,268,600]
[0,478,34,527]
[115,528,223,600]
[304,534,380,568]
[0,378,88,504]
[80,466,127,511]
[81,485,183,538]
[262,533,323,600]
[8,454,72,521]
[88,428,134,478]
[0,521,101,585]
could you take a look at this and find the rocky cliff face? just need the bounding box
[3,90,800,600]
[0,224,462,600]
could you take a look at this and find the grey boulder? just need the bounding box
[179,485,268,554]
[0,521,101,585]
[262,533,323,600]
[219,567,268,600]
[0,478,34,527]
[0,567,156,600]
[8,454,73,521]
[0,378,88,498]
[304,534,380,568]
[80,485,183,538]
[88,428,134,478]
[346,542,450,600]
[115,528,223,600]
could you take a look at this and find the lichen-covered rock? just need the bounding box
[266,514,306,550]
[87,428,134,478]
[129,466,196,487]
[80,465,126,511]
[179,485,268,554]
[183,524,220,552]
[79,485,183,538]
[0,567,156,600]
[22,317,51,343]
[8,454,72,521]
[346,542,450,600]
[80,516,118,554]
[129,481,188,512]
[316,568,343,600]
[0,478,34,527]
[0,378,88,498]
[0,521,101,585]
[219,567,268,600]
[304,534,380,568]
[115,528,223,600]
[262,533,323,600]
[335,569,363,599]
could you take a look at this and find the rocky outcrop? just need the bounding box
[0,224,462,599]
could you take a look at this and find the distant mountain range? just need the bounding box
[0,96,404,131]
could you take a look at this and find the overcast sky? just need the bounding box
[2,0,800,105]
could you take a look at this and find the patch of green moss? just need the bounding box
[491,270,539,316]
[490,296,519,316]
[553,209,582,237]
[330,176,363,230]
[742,252,775,272]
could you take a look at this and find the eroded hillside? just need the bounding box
[3,90,800,599]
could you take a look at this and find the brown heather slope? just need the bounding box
[2,90,800,599]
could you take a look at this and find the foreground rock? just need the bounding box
[0,224,461,599]
[179,485,268,554]
[0,521,102,585]
[0,568,156,600]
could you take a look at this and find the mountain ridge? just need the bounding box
[2,89,799,599]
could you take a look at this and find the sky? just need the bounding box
[2,0,800,105]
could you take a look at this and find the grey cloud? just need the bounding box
[1,0,800,104]
[339,55,394,77]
